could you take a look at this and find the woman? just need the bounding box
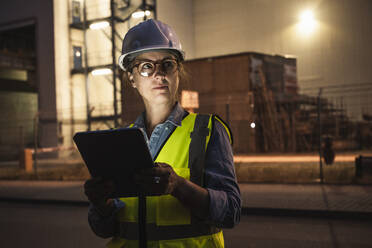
[84,19,241,248]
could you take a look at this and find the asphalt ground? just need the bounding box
[1,180,372,220]
[1,151,372,218]
[2,181,372,247]
[2,201,372,248]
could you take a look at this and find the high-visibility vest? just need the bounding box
[107,113,232,248]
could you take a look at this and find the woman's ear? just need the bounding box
[127,72,136,88]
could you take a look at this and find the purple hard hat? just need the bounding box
[118,19,185,71]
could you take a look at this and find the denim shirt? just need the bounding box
[88,103,241,238]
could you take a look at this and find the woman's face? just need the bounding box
[128,51,179,106]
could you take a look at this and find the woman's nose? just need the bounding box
[153,65,167,79]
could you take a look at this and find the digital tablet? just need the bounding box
[73,128,154,197]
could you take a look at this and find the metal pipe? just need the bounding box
[154,0,157,19]
[83,0,91,130]
[142,0,147,21]
[318,88,323,184]
[110,0,119,128]
[33,112,39,178]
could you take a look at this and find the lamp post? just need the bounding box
[318,88,324,184]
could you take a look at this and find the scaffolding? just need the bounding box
[69,0,156,130]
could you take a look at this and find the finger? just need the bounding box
[134,174,156,185]
[136,167,166,178]
[152,167,171,178]
[134,174,169,193]
[155,162,169,168]
[139,180,165,195]
[138,167,158,176]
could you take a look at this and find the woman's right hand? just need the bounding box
[84,177,115,215]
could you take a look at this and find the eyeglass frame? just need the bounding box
[131,57,179,77]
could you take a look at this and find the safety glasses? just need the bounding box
[132,58,178,77]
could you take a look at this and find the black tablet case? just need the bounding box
[73,128,154,197]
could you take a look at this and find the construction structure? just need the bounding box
[69,0,155,131]
[184,52,372,154]
[1,0,372,160]
[183,52,299,154]
[121,51,372,154]
[0,0,157,160]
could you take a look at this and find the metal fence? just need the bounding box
[120,83,372,155]
[1,84,371,162]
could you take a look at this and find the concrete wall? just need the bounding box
[0,0,58,149]
[192,0,372,84]
[157,0,195,59]
[0,91,37,160]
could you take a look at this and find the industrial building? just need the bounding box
[0,0,371,160]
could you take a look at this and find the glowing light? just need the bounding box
[89,21,109,30]
[132,10,151,19]
[298,10,316,35]
[75,51,81,57]
[91,68,112,76]
[250,122,256,129]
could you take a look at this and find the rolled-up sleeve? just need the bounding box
[204,119,241,228]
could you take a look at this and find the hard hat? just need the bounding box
[118,19,185,71]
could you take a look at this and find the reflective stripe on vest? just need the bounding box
[107,113,230,247]
[118,222,220,240]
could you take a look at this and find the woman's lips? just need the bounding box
[153,85,168,90]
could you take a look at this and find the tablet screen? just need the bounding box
[73,128,154,197]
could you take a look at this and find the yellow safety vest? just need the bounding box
[107,113,232,248]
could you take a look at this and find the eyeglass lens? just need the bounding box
[136,59,178,77]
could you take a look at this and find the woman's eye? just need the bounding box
[163,61,174,69]
[141,62,154,70]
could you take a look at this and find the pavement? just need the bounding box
[233,151,372,163]
[1,180,372,219]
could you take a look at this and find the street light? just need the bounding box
[89,21,110,30]
[91,68,112,76]
[298,10,316,35]
[132,10,151,19]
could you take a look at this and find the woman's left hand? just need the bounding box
[135,162,210,219]
[134,162,182,195]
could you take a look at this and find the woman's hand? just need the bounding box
[134,162,182,195]
[84,177,115,216]
[134,162,210,219]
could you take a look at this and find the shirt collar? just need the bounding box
[133,102,186,128]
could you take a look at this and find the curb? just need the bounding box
[242,207,372,220]
[0,197,89,207]
[2,197,372,221]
